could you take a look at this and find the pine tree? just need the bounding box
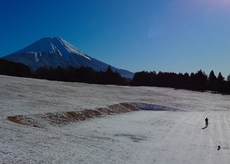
[208,70,216,82]
[217,72,224,83]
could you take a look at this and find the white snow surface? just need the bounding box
[1,75,230,163]
[59,38,91,61]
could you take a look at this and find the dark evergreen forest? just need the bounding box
[0,59,126,85]
[1,58,230,94]
[131,70,230,93]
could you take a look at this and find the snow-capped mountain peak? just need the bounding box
[11,37,91,62]
[2,37,134,78]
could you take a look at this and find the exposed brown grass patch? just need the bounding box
[7,116,39,127]
[109,103,139,114]
[119,103,139,111]
[97,108,108,114]
[7,102,140,127]
[7,116,25,125]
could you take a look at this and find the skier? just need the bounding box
[218,145,221,150]
[205,117,208,127]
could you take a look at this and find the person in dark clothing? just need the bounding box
[205,117,208,127]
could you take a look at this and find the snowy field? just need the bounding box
[1,75,230,163]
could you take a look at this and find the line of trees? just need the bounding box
[0,59,126,85]
[0,59,32,77]
[1,58,230,94]
[131,70,230,93]
[33,65,126,85]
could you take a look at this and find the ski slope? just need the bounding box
[1,75,230,163]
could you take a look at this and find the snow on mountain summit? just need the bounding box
[11,37,91,62]
[2,37,134,78]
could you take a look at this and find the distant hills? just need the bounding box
[2,37,134,78]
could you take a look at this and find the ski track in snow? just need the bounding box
[1,75,230,163]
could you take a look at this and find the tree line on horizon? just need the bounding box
[33,65,126,85]
[131,70,230,93]
[1,58,230,94]
[0,59,126,85]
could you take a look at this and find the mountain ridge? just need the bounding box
[2,37,134,78]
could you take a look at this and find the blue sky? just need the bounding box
[1,0,230,78]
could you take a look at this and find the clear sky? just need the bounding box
[1,0,230,78]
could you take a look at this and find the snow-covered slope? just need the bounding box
[2,37,134,78]
[1,75,230,163]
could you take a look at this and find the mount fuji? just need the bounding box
[2,37,134,78]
